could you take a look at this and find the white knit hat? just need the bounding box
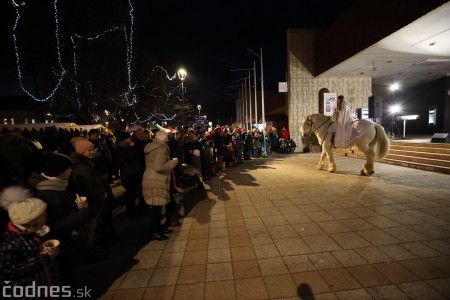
[0,186,47,225]
[8,198,47,225]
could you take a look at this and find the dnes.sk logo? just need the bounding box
[2,281,91,298]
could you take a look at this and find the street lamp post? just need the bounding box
[177,68,187,99]
[253,61,258,128]
[197,104,201,117]
[248,47,266,157]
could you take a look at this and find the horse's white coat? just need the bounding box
[301,114,390,176]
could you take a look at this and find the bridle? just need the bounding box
[302,116,331,137]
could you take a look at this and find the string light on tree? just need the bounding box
[11,0,66,102]
[11,0,136,107]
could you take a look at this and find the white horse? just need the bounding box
[300,114,390,176]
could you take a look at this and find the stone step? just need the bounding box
[391,140,450,149]
[382,158,450,175]
[389,144,450,154]
[384,153,450,168]
[333,142,450,175]
[388,149,450,160]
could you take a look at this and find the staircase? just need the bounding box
[333,139,450,175]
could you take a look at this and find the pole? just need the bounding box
[181,82,184,99]
[240,89,243,128]
[243,82,248,130]
[260,47,267,157]
[247,47,267,157]
[248,73,252,129]
[253,61,258,127]
[403,119,406,139]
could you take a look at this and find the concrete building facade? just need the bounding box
[287,29,372,151]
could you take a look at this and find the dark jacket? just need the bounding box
[116,140,144,188]
[0,222,59,290]
[28,172,89,244]
[70,153,108,218]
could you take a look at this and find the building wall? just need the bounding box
[287,28,372,151]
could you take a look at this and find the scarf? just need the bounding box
[36,175,68,191]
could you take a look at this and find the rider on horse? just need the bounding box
[328,95,354,148]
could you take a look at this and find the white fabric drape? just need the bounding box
[333,101,353,147]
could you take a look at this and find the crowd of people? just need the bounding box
[0,122,292,296]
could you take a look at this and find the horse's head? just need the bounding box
[300,115,313,139]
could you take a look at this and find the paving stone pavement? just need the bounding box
[73,153,450,300]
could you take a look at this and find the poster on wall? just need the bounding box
[323,93,337,116]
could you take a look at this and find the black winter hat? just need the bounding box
[41,153,73,177]
[88,128,100,136]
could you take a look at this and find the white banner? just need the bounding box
[278,82,288,93]
[324,93,337,116]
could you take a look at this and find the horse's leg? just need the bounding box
[317,149,326,170]
[358,144,375,176]
[324,142,336,173]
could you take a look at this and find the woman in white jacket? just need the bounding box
[142,130,178,241]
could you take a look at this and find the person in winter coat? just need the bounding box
[0,186,60,295]
[201,139,215,180]
[279,126,290,140]
[28,152,89,284]
[115,131,144,218]
[268,128,279,154]
[184,130,203,174]
[70,139,112,249]
[142,130,178,241]
[244,130,254,160]
[131,127,150,209]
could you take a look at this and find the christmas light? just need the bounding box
[11,0,66,102]
[10,0,196,126]
[70,0,136,105]
[11,0,136,106]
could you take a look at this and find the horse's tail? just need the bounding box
[371,124,390,160]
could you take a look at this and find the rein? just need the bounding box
[304,116,331,137]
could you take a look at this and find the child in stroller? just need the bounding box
[180,163,205,191]
[278,138,296,154]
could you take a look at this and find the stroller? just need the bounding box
[278,138,296,154]
[286,139,296,153]
[180,164,205,191]
[278,138,289,154]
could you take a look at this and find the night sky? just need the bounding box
[0,0,357,124]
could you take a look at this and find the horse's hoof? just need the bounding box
[366,170,375,176]
[360,170,366,176]
[328,169,335,173]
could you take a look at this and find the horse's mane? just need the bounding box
[307,113,331,121]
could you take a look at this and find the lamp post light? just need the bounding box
[197,104,201,116]
[177,68,187,99]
